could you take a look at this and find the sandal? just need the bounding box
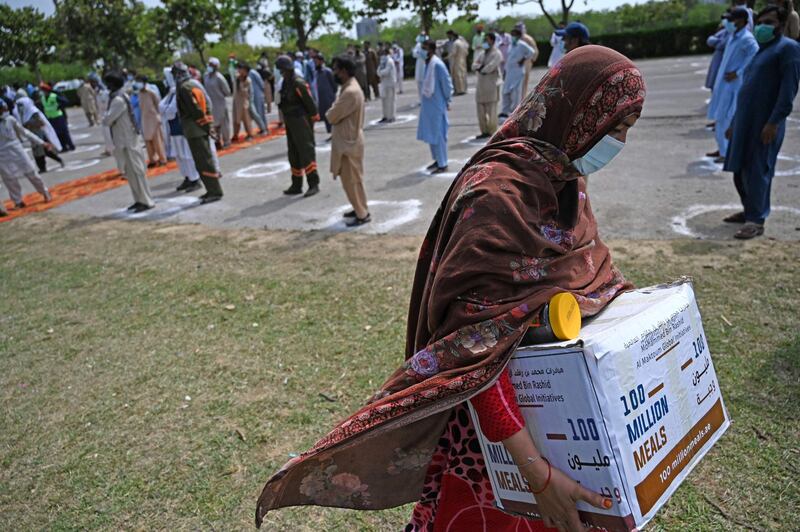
[734,223,764,240]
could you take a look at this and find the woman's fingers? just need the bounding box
[566,508,586,532]
[542,515,556,528]
[575,484,610,509]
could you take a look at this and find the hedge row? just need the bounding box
[402,22,719,78]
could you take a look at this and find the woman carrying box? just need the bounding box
[255,46,646,532]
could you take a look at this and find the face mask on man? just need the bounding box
[571,135,625,175]
[754,23,778,44]
[512,36,519,45]
[420,50,429,60]
[206,65,214,74]
[132,81,143,91]
[482,42,490,50]
[723,19,736,33]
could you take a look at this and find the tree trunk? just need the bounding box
[290,0,308,51]
[197,45,207,66]
[421,6,433,33]
[33,63,43,83]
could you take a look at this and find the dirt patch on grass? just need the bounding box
[0,213,797,530]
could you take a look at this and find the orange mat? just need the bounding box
[0,122,286,223]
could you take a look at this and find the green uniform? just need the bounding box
[176,78,223,198]
[278,75,319,191]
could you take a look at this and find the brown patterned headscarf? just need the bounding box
[255,46,646,526]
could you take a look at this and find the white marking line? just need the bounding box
[367,114,417,126]
[416,159,468,179]
[71,143,102,154]
[56,158,101,172]
[72,133,91,140]
[671,203,800,238]
[316,144,331,153]
[233,161,291,178]
[776,153,800,176]
[318,199,422,233]
[460,135,488,146]
[110,195,200,219]
[694,70,707,76]
[690,62,704,68]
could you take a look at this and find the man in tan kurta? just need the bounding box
[446,30,470,95]
[76,79,99,126]
[327,56,369,227]
[233,65,255,141]
[204,57,232,147]
[515,21,540,96]
[135,76,167,166]
[472,32,503,139]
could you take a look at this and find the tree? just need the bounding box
[496,0,575,29]
[160,0,224,65]
[262,0,356,51]
[53,0,146,69]
[0,6,58,81]
[362,0,479,33]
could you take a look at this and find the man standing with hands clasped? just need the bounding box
[326,56,369,226]
[472,32,503,140]
[724,6,800,239]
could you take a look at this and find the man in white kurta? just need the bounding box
[204,57,233,147]
[500,28,535,119]
[446,31,470,95]
[102,73,154,212]
[391,43,404,94]
[377,50,397,122]
[412,33,429,104]
[472,33,503,139]
[0,99,52,208]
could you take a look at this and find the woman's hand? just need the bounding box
[520,459,610,531]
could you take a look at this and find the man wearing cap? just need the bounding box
[204,57,232,147]
[327,55,370,226]
[276,55,321,197]
[446,30,469,95]
[514,21,539,96]
[173,62,224,204]
[707,7,758,163]
[471,23,486,59]
[563,22,591,53]
[102,72,155,212]
[499,27,535,120]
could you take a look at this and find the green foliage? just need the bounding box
[362,0,479,33]
[263,0,356,51]
[0,5,58,80]
[0,63,90,87]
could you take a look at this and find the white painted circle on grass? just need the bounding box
[367,114,416,126]
[234,162,291,178]
[671,203,800,238]
[317,199,422,233]
[57,158,101,172]
[71,143,102,154]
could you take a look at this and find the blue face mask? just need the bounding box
[481,42,490,50]
[723,19,736,33]
[571,135,625,175]
[420,50,428,60]
[754,23,777,44]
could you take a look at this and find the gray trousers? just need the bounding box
[381,87,396,120]
[501,83,523,116]
[115,145,154,207]
[0,171,48,204]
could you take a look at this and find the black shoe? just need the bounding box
[126,203,140,211]
[498,113,508,119]
[431,166,449,174]
[0,210,7,217]
[200,195,222,205]
[345,213,371,226]
[378,118,388,123]
[426,161,438,170]
[386,118,395,123]
[343,210,357,218]
[303,185,320,198]
[723,211,746,224]
[184,181,203,192]
[133,203,154,213]
[176,178,192,191]
[325,136,332,143]
[14,201,26,209]
[283,186,303,195]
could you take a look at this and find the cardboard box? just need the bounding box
[469,280,730,531]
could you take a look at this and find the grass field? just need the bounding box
[0,214,797,531]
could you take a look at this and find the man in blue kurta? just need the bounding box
[417,40,454,174]
[706,7,758,162]
[499,28,535,119]
[724,6,800,239]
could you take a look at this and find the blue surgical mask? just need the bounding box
[420,50,428,60]
[512,36,519,45]
[132,81,143,91]
[754,23,777,44]
[206,65,214,74]
[723,19,736,33]
[571,135,625,175]
[482,42,490,50]
[417,35,426,44]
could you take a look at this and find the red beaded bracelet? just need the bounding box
[531,457,552,494]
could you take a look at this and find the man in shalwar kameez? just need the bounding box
[0,99,52,209]
[416,41,454,174]
[327,56,369,227]
[136,75,167,167]
[173,62,224,204]
[102,72,155,212]
[314,54,337,136]
[724,6,800,239]
[160,68,206,193]
[706,7,758,162]
[445,30,469,95]
[499,28,535,120]
[276,55,321,197]
[472,32,503,139]
[204,58,232,147]
[248,65,268,134]
[377,48,397,123]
